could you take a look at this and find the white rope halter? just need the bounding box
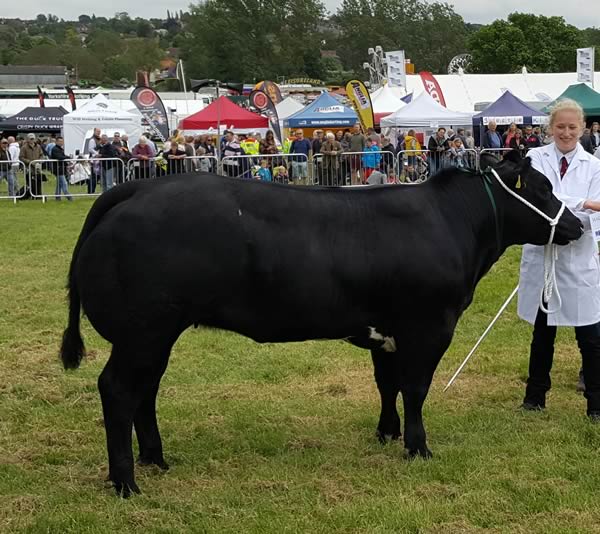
[489,168,567,314]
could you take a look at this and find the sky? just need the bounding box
[3,0,598,29]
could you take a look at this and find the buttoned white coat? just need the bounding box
[518,143,600,326]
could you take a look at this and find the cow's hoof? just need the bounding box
[137,455,170,471]
[404,447,433,460]
[376,429,401,444]
[113,479,141,498]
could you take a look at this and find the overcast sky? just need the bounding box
[3,0,598,29]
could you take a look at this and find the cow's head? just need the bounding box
[487,151,583,246]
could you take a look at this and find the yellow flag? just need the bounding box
[345,80,374,132]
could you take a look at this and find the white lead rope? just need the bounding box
[488,168,566,314]
[444,169,567,391]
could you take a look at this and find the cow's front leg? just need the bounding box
[401,381,433,458]
[371,349,402,442]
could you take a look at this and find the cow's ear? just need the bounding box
[502,149,522,165]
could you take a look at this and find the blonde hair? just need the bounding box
[549,98,585,126]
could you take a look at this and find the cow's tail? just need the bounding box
[60,183,138,370]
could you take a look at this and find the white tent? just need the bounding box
[63,94,143,156]
[276,96,305,119]
[371,84,406,122]
[380,91,474,128]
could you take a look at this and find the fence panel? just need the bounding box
[28,158,125,200]
[0,161,27,201]
[478,148,516,171]
[312,150,397,187]
[127,155,221,181]
[396,149,432,183]
[220,154,308,184]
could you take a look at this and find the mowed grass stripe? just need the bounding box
[1,198,599,533]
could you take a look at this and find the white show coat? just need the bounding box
[518,143,600,326]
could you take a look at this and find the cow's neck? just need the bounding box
[434,172,508,291]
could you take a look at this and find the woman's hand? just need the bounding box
[583,200,600,211]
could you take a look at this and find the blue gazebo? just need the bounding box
[284,92,358,128]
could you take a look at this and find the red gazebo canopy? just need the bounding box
[179,96,269,130]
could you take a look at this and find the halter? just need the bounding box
[486,167,567,314]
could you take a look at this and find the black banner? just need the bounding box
[130,86,170,142]
[249,89,281,142]
[65,86,76,111]
[37,86,46,108]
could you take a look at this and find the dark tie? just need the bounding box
[560,156,568,179]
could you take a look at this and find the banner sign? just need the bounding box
[419,72,447,107]
[577,47,595,88]
[249,89,282,142]
[253,81,283,104]
[65,86,76,111]
[130,86,170,142]
[386,50,406,88]
[345,79,374,132]
[37,86,46,108]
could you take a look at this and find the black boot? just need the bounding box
[577,367,586,393]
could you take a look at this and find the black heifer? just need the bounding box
[61,153,582,496]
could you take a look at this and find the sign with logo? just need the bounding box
[577,47,595,88]
[386,50,406,88]
[130,86,169,142]
[419,72,447,107]
[249,89,282,142]
[314,105,344,113]
[345,79,374,131]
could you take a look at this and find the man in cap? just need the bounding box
[20,133,45,198]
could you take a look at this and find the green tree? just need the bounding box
[335,0,467,75]
[468,13,584,73]
[182,0,325,82]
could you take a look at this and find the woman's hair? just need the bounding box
[407,129,415,136]
[549,98,585,126]
[326,132,335,140]
[266,130,274,139]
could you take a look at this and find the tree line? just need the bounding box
[4,6,600,86]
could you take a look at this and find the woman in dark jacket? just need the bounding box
[508,128,527,157]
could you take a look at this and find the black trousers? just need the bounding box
[525,308,600,414]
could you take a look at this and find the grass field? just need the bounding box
[1,197,600,533]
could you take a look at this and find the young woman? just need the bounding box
[518,99,600,420]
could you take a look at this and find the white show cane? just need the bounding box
[444,285,519,392]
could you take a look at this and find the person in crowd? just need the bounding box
[483,120,503,150]
[540,125,553,146]
[0,138,12,191]
[518,99,600,420]
[97,134,119,192]
[404,129,421,170]
[508,128,527,156]
[366,127,381,146]
[502,122,518,148]
[182,135,195,173]
[221,130,246,178]
[5,136,19,196]
[523,125,541,150]
[448,137,467,168]
[311,130,325,185]
[274,165,289,184]
[144,132,157,153]
[533,126,543,141]
[20,133,45,198]
[131,136,156,179]
[335,130,344,144]
[401,162,419,183]
[361,137,381,182]
[455,128,467,147]
[464,130,475,149]
[446,128,456,142]
[45,136,56,157]
[165,142,187,176]
[194,146,211,172]
[257,159,272,182]
[111,132,130,183]
[87,127,102,193]
[380,136,396,175]
[349,124,365,184]
[289,129,311,183]
[580,122,600,154]
[320,131,343,186]
[50,136,72,201]
[427,127,447,176]
[259,130,280,169]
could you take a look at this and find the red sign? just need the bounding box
[419,72,446,107]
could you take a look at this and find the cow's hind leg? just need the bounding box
[371,349,402,442]
[135,356,170,470]
[98,344,167,497]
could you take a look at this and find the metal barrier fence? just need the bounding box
[0,161,27,202]
[126,155,220,181]
[397,148,478,182]
[27,158,126,200]
[220,153,309,183]
[312,150,397,186]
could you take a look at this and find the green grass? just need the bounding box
[1,198,600,533]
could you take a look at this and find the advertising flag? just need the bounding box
[130,86,170,142]
[37,85,46,108]
[345,79,374,132]
[419,72,447,107]
[249,89,282,142]
[65,86,77,111]
[254,81,283,104]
